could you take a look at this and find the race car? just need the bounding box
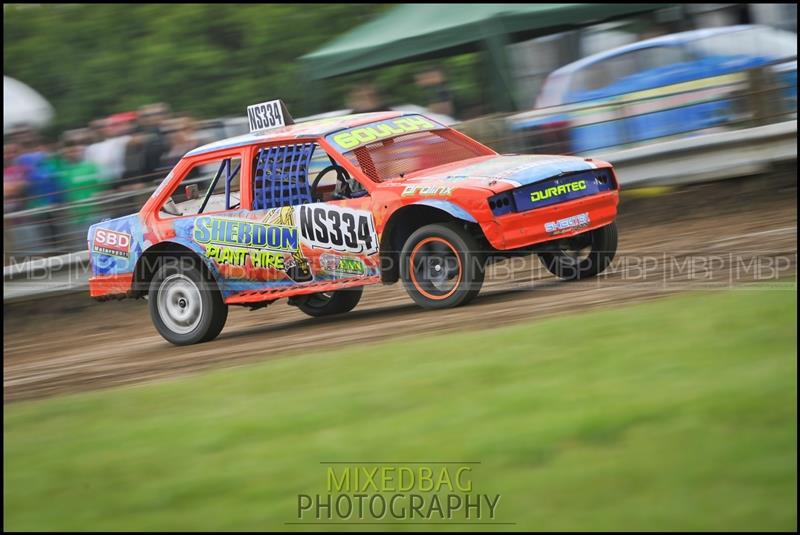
[88,100,620,345]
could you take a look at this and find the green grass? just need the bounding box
[4,288,797,531]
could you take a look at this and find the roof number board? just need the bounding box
[247,100,286,132]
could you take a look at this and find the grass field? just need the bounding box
[4,288,797,531]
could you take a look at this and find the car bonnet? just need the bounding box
[401,154,604,194]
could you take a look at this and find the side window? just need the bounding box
[635,46,688,71]
[252,143,365,210]
[571,62,613,93]
[160,157,241,218]
[606,52,641,83]
[571,52,639,94]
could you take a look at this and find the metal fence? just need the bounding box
[3,59,797,263]
[3,168,222,263]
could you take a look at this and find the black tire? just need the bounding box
[538,221,618,280]
[148,259,228,345]
[400,222,485,309]
[295,286,363,317]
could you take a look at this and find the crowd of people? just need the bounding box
[4,103,204,251]
[4,103,201,213]
[3,67,458,253]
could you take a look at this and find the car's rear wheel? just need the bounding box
[294,287,363,317]
[538,222,618,280]
[400,222,485,309]
[148,260,228,345]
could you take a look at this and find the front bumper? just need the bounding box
[481,190,619,250]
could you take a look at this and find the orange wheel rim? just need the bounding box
[409,237,462,300]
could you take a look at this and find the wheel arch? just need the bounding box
[131,241,219,297]
[379,203,485,284]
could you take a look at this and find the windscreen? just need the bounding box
[327,115,491,182]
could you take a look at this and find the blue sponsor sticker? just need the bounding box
[513,170,611,212]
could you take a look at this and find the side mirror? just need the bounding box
[184,184,199,201]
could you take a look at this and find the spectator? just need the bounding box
[347,82,384,113]
[4,141,30,258]
[3,142,27,213]
[86,118,106,145]
[84,112,134,188]
[14,130,62,210]
[13,131,62,249]
[54,129,104,227]
[415,65,456,118]
[3,103,180,253]
[158,116,199,171]
[124,103,170,187]
[84,119,107,175]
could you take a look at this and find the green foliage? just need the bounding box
[3,4,413,130]
[4,288,797,530]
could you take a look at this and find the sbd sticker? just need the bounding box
[93,228,131,257]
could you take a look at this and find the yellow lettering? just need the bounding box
[332,117,439,150]
[353,128,376,143]
[456,467,472,492]
[435,467,453,492]
[394,118,419,132]
[332,132,359,149]
[251,251,285,270]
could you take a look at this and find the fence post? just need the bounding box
[746,65,781,127]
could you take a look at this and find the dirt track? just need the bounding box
[4,173,797,403]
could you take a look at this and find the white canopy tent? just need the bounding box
[4,76,54,134]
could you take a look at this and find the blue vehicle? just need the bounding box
[509,25,798,154]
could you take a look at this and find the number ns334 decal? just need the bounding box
[298,205,378,255]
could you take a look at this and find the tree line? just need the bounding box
[4,4,424,133]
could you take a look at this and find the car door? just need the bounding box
[223,140,381,299]
[148,150,256,295]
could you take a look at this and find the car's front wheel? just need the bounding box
[148,260,228,345]
[538,221,618,280]
[400,222,485,309]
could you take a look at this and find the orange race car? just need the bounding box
[88,100,619,345]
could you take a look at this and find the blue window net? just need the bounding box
[253,143,315,210]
